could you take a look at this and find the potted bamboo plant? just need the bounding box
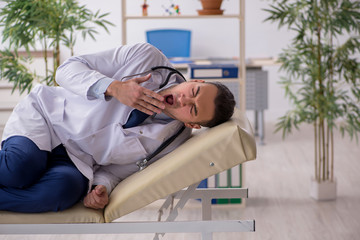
[0,0,114,93]
[264,0,360,200]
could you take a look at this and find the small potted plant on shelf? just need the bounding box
[142,0,149,16]
[198,0,224,15]
[264,0,360,200]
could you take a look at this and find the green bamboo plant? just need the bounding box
[264,0,360,183]
[0,0,114,93]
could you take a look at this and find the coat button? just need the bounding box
[139,130,143,134]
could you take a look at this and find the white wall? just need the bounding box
[244,0,293,122]
[0,0,295,123]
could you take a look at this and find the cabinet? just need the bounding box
[120,0,246,111]
[246,67,268,145]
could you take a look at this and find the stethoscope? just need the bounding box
[121,65,187,88]
[126,66,187,171]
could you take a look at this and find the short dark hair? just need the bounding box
[201,82,236,128]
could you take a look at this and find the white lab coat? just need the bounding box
[1,43,192,193]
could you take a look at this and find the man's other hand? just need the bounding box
[105,74,165,115]
[83,185,109,210]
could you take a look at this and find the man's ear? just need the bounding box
[184,122,201,129]
[189,79,205,83]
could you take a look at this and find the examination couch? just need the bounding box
[0,110,256,239]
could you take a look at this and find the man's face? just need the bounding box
[159,80,217,129]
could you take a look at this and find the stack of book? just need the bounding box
[198,165,243,205]
[188,63,238,79]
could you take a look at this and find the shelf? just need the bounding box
[0,50,53,58]
[124,15,243,20]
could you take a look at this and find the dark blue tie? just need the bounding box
[123,109,150,128]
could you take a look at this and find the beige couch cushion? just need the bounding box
[0,203,104,224]
[104,111,256,222]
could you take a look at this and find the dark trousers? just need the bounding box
[0,136,88,213]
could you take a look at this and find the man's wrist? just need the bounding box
[88,77,114,100]
[105,81,121,97]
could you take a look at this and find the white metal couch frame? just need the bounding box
[1,184,255,240]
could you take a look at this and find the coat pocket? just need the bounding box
[110,137,148,165]
[72,124,148,166]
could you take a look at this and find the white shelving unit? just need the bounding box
[121,1,247,207]
[121,0,246,111]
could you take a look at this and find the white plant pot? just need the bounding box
[310,177,337,201]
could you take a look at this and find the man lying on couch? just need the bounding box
[0,43,235,213]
